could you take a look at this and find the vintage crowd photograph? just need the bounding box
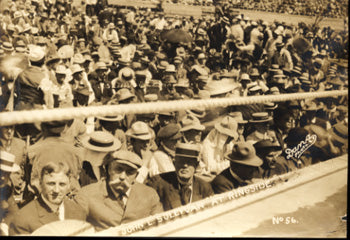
[0,0,348,237]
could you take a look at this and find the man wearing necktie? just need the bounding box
[147,142,214,211]
[74,150,163,232]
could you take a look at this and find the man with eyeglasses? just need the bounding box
[74,150,163,232]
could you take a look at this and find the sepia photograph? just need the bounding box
[0,0,348,237]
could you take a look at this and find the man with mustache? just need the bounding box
[9,162,87,235]
[74,150,163,232]
[147,142,214,211]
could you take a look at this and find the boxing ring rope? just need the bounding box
[0,90,347,126]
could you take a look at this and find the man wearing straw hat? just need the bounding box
[9,161,87,235]
[74,150,163,231]
[147,142,214,211]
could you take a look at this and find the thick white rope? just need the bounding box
[0,90,347,126]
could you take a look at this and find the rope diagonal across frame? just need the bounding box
[0,90,347,127]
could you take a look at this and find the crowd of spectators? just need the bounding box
[164,0,348,18]
[0,0,348,236]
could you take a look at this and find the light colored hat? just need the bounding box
[73,53,85,64]
[28,45,45,62]
[0,150,17,172]
[198,53,206,59]
[240,73,251,81]
[81,131,121,152]
[144,94,158,102]
[71,64,84,74]
[126,121,153,140]
[114,88,135,102]
[175,142,201,162]
[214,116,239,139]
[55,65,67,75]
[119,67,135,81]
[225,141,263,167]
[180,114,205,132]
[330,122,348,145]
[95,61,108,70]
[107,150,142,169]
[165,64,176,73]
[1,42,14,52]
[249,112,273,123]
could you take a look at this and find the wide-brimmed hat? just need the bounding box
[82,131,121,152]
[254,139,282,152]
[206,78,238,96]
[72,53,85,64]
[228,112,248,124]
[95,61,108,71]
[186,106,206,119]
[107,150,142,169]
[303,101,321,111]
[175,142,201,162]
[249,112,273,123]
[71,64,84,74]
[165,64,176,73]
[113,88,135,102]
[225,141,263,167]
[40,120,72,134]
[96,99,125,121]
[157,60,169,70]
[144,94,158,102]
[284,127,309,145]
[157,123,182,140]
[180,114,205,132]
[240,73,251,82]
[28,45,46,62]
[215,116,239,139]
[249,68,260,77]
[46,53,61,65]
[0,150,17,172]
[291,66,302,76]
[268,64,280,73]
[264,102,278,111]
[330,122,348,145]
[126,121,153,140]
[273,69,286,79]
[119,67,135,81]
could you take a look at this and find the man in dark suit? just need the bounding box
[147,142,214,211]
[9,162,87,235]
[74,150,163,232]
[211,141,263,194]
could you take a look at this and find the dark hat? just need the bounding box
[126,121,153,140]
[40,120,72,134]
[249,112,273,123]
[82,131,121,152]
[157,123,182,140]
[175,142,201,162]
[249,68,260,77]
[225,141,263,167]
[284,127,308,144]
[330,122,348,145]
[254,139,282,152]
[107,150,142,169]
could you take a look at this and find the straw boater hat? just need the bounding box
[175,142,201,162]
[330,122,348,145]
[81,131,121,152]
[228,112,248,124]
[225,141,263,167]
[249,112,273,123]
[126,121,153,140]
[0,150,18,172]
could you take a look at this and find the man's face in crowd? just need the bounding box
[108,162,138,194]
[230,162,260,181]
[237,124,245,136]
[174,157,197,181]
[263,150,280,168]
[41,171,70,205]
[0,170,11,188]
[56,73,66,85]
[0,126,14,141]
[133,138,150,154]
[183,129,202,143]
[10,168,25,194]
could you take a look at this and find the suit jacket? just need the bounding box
[9,196,87,235]
[146,171,214,211]
[74,180,163,232]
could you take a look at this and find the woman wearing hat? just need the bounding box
[202,116,240,175]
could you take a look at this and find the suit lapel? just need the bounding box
[36,196,59,226]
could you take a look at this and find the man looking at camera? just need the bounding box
[74,150,163,231]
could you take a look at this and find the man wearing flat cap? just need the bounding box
[74,150,163,231]
[211,141,263,194]
[147,142,214,211]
